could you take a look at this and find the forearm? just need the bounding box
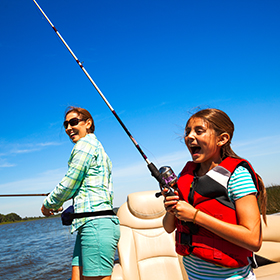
[196,211,261,252]
[163,212,176,233]
[162,190,179,234]
[175,195,262,252]
[43,183,68,209]
[44,178,79,209]
[194,207,262,252]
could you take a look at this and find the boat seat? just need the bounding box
[112,190,188,280]
[254,214,280,279]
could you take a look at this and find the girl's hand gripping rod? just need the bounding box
[32,0,178,197]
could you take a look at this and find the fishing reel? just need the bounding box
[155,166,178,198]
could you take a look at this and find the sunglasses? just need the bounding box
[63,118,85,129]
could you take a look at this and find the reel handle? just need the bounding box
[155,188,176,198]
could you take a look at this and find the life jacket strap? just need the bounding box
[180,232,195,253]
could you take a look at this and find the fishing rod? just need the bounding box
[31,0,177,196]
[0,193,49,197]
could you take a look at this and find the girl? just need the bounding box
[163,108,266,280]
[41,106,120,280]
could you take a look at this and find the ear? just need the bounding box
[217,133,230,147]
[85,119,92,131]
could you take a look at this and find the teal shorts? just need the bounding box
[72,217,120,277]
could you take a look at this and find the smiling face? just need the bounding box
[185,117,228,170]
[64,111,92,143]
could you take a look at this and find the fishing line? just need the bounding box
[0,193,49,197]
[0,194,49,197]
[31,0,178,195]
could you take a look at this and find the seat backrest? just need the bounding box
[256,215,280,262]
[117,190,188,280]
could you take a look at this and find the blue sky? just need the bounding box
[1,0,280,218]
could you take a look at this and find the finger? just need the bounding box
[52,207,63,213]
[165,192,179,199]
[164,200,178,208]
[162,187,170,196]
[163,188,179,199]
[166,205,177,214]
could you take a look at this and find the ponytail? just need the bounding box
[257,174,267,225]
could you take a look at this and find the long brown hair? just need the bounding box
[64,106,95,133]
[187,108,267,223]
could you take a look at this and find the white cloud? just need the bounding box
[0,163,16,168]
[233,135,280,149]
[0,141,65,169]
[0,141,63,156]
[0,168,66,194]
[10,142,63,155]
[233,135,280,158]
[113,149,189,179]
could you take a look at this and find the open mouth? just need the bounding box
[69,131,78,140]
[190,146,201,155]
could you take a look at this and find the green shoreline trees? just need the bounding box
[0,213,60,224]
[0,212,22,223]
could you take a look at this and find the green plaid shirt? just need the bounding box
[44,133,114,233]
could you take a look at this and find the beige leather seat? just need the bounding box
[112,190,188,280]
[254,215,280,279]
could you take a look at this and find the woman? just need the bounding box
[163,108,266,280]
[41,106,120,280]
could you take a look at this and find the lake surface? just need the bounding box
[0,217,75,280]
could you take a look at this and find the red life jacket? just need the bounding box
[175,157,259,268]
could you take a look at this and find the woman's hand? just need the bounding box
[41,204,63,217]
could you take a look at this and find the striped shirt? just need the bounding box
[183,166,258,280]
[44,133,114,233]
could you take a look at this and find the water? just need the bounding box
[0,217,75,280]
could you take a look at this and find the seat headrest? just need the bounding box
[127,190,165,219]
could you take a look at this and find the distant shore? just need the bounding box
[0,214,60,226]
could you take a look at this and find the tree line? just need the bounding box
[0,213,22,223]
[0,212,60,224]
